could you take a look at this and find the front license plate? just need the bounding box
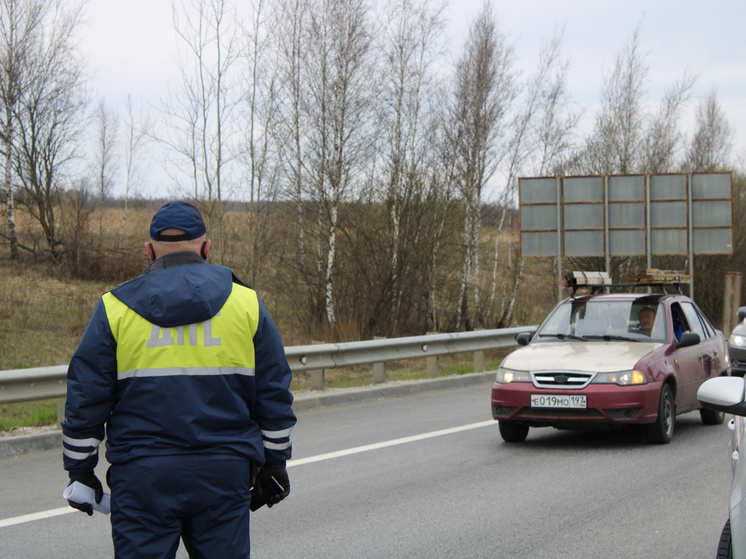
[530,394,587,409]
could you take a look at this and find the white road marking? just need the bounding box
[0,507,73,528]
[0,420,495,528]
[288,420,494,467]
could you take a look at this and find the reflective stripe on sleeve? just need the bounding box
[261,427,293,439]
[62,435,102,448]
[118,366,255,380]
[261,426,293,451]
[63,447,99,460]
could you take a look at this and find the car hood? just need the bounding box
[503,341,662,373]
[732,321,746,337]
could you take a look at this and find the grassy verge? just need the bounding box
[0,399,59,432]
[0,351,505,433]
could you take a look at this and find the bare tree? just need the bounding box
[239,0,283,287]
[684,90,734,172]
[376,0,445,334]
[581,24,648,175]
[491,28,578,327]
[160,0,242,263]
[448,1,515,330]
[272,0,314,332]
[302,0,373,331]
[92,99,119,248]
[12,0,88,257]
[425,111,458,333]
[61,177,94,274]
[0,0,45,259]
[119,95,150,248]
[640,74,695,173]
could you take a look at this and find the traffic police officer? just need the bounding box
[62,201,296,558]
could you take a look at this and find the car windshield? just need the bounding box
[537,300,668,343]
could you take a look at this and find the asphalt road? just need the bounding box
[0,383,734,558]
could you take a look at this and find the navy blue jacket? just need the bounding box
[62,253,295,479]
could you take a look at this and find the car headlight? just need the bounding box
[496,367,531,384]
[731,334,746,347]
[592,370,647,386]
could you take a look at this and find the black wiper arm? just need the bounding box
[583,334,639,342]
[538,333,587,341]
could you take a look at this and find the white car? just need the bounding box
[698,376,746,559]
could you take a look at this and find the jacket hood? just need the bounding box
[503,341,662,373]
[111,256,235,328]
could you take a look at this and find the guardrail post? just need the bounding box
[426,355,438,378]
[426,332,438,378]
[473,328,486,372]
[57,398,66,423]
[310,340,326,390]
[373,362,385,384]
[372,337,386,384]
[473,350,486,373]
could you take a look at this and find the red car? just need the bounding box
[491,289,730,443]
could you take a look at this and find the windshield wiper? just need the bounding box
[583,334,639,342]
[538,333,587,341]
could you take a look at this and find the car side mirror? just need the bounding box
[738,306,746,322]
[698,376,746,416]
[516,332,532,346]
[676,331,700,349]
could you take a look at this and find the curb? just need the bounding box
[0,431,64,458]
[0,371,496,458]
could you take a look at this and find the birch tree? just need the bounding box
[273,0,315,329]
[239,0,283,287]
[581,25,647,175]
[579,25,698,177]
[119,96,150,248]
[304,0,372,331]
[161,0,242,263]
[685,91,734,172]
[0,0,45,259]
[92,100,119,248]
[376,0,445,334]
[449,2,514,330]
[491,28,578,327]
[640,74,694,173]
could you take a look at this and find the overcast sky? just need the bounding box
[79,0,746,198]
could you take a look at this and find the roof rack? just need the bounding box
[556,269,690,297]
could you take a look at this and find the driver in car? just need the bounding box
[638,307,656,336]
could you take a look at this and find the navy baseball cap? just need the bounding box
[149,201,207,241]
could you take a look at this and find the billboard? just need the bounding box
[519,172,733,258]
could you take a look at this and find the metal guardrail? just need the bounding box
[0,326,536,408]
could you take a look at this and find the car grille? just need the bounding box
[516,408,605,420]
[533,372,593,389]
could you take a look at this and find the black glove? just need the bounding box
[252,466,290,510]
[67,472,104,516]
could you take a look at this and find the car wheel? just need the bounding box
[647,383,675,444]
[716,519,733,559]
[499,421,529,442]
[701,407,725,425]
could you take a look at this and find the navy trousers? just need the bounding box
[108,454,253,558]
